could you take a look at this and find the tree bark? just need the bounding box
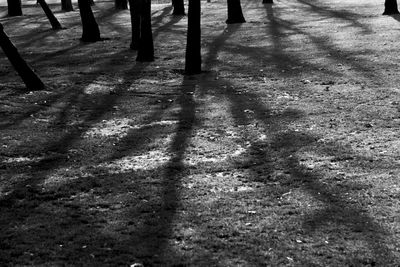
[136,0,154,62]
[115,0,128,10]
[78,0,101,42]
[172,0,185,16]
[61,0,74,12]
[226,0,245,24]
[0,23,45,90]
[7,0,22,16]
[185,0,201,74]
[37,0,63,30]
[383,0,399,15]
[128,0,140,50]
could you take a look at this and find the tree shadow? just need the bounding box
[128,75,198,265]
[389,13,400,22]
[296,0,372,34]
[0,53,157,264]
[263,4,385,84]
[0,2,178,130]
[1,0,399,265]
[0,71,200,266]
[196,11,399,264]
[0,6,196,259]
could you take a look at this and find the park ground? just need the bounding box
[1,0,400,266]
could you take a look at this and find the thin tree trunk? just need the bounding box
[78,0,101,42]
[172,0,185,15]
[37,0,63,29]
[136,0,154,62]
[61,0,74,12]
[128,0,140,50]
[115,0,128,9]
[226,0,245,24]
[383,0,399,15]
[0,23,45,90]
[7,0,22,16]
[185,0,201,74]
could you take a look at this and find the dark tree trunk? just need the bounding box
[128,0,140,50]
[185,0,201,74]
[78,0,101,42]
[61,0,74,12]
[0,23,45,90]
[136,0,154,62]
[89,0,95,6]
[263,0,273,4]
[7,0,22,16]
[172,0,185,16]
[383,0,399,15]
[37,0,63,29]
[115,0,128,9]
[226,0,245,24]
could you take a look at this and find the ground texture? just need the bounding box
[1,0,400,266]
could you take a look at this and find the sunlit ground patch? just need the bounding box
[99,150,172,174]
[1,156,44,164]
[84,119,179,138]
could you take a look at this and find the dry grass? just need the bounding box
[0,0,400,266]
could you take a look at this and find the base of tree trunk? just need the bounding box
[184,66,202,75]
[226,18,245,24]
[383,10,400,15]
[80,33,102,42]
[37,0,63,30]
[383,0,399,14]
[136,55,154,62]
[8,10,23,16]
[172,6,185,16]
[172,10,186,16]
[62,7,74,12]
[172,0,185,16]
[81,37,102,42]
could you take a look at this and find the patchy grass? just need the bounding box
[1,0,400,266]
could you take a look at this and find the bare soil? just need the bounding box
[1,0,400,266]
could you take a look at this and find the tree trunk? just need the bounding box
[263,0,273,4]
[172,0,185,16]
[7,0,22,16]
[136,0,154,62]
[185,0,201,74]
[61,0,74,12]
[78,0,101,42]
[89,0,95,6]
[226,0,245,24]
[37,0,63,30]
[0,24,45,90]
[383,0,399,15]
[115,0,128,10]
[128,0,140,50]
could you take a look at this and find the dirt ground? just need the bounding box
[1,0,400,266]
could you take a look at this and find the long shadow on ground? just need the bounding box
[195,15,399,264]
